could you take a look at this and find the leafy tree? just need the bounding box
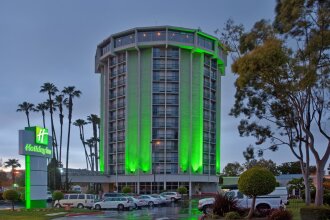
[73,119,91,170]
[243,145,255,162]
[0,170,9,187]
[16,102,34,127]
[221,0,329,206]
[33,102,48,128]
[62,86,81,191]
[3,189,19,211]
[4,159,21,185]
[121,186,132,194]
[278,161,316,175]
[40,82,59,160]
[238,167,276,219]
[243,159,280,176]
[222,162,244,176]
[47,158,61,190]
[177,186,188,195]
[52,190,64,204]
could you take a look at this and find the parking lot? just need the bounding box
[54,200,203,220]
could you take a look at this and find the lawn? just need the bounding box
[0,208,101,220]
[286,199,305,220]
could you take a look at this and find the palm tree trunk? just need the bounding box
[93,125,98,172]
[65,98,72,191]
[42,111,46,128]
[59,114,63,164]
[26,111,30,127]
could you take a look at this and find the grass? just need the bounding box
[0,208,101,220]
[286,199,305,220]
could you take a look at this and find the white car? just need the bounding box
[160,192,182,201]
[54,194,95,208]
[151,194,171,205]
[137,195,162,206]
[93,197,134,210]
[126,196,147,209]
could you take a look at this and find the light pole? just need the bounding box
[150,140,160,194]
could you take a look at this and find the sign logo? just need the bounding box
[35,127,48,145]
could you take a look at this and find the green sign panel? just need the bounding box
[35,127,48,145]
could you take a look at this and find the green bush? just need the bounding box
[238,167,276,219]
[300,206,330,220]
[323,193,330,205]
[224,211,241,219]
[268,209,293,220]
[52,191,64,203]
[3,189,19,211]
[213,193,240,217]
[121,186,132,194]
[177,186,188,195]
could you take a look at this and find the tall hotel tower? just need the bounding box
[95,26,226,194]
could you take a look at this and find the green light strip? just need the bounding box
[99,75,105,173]
[140,48,152,173]
[126,51,139,173]
[191,53,203,173]
[216,68,221,174]
[179,49,191,172]
[25,155,31,209]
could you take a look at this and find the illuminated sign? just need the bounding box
[19,126,52,158]
[35,127,48,145]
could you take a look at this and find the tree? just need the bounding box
[55,95,65,164]
[62,86,81,191]
[40,82,58,160]
[47,158,62,191]
[52,190,64,204]
[177,186,188,195]
[278,161,316,175]
[4,159,21,185]
[33,102,48,128]
[3,189,19,211]
[85,137,97,171]
[238,167,276,219]
[121,186,132,194]
[221,0,329,206]
[87,114,100,172]
[243,159,280,176]
[222,162,244,176]
[73,119,91,170]
[16,102,34,127]
[0,170,9,187]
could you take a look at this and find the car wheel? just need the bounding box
[134,203,138,209]
[171,197,175,202]
[148,201,154,207]
[203,205,213,215]
[256,204,271,213]
[55,203,61,208]
[118,204,124,211]
[95,204,101,210]
[77,203,84,209]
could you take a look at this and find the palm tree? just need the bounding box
[55,95,65,164]
[87,114,100,172]
[62,86,81,191]
[85,137,97,171]
[33,102,48,128]
[4,159,21,185]
[16,102,34,127]
[40,83,58,159]
[73,119,91,170]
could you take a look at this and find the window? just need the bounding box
[69,195,78,199]
[198,35,214,50]
[138,31,166,42]
[114,34,135,48]
[78,194,84,199]
[64,195,68,199]
[168,31,194,44]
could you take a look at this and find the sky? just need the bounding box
[0,0,328,171]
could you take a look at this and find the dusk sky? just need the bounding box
[1,0,328,171]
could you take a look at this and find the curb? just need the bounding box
[66,211,104,217]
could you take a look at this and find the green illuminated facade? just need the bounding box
[95,26,226,194]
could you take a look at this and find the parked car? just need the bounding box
[126,196,147,209]
[103,192,124,199]
[54,193,95,208]
[93,197,134,210]
[264,187,289,205]
[160,192,182,201]
[151,194,171,205]
[198,190,283,214]
[137,195,162,206]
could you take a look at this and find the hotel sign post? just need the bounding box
[19,126,52,209]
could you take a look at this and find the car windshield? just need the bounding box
[151,195,160,198]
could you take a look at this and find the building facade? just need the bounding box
[95,26,226,195]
